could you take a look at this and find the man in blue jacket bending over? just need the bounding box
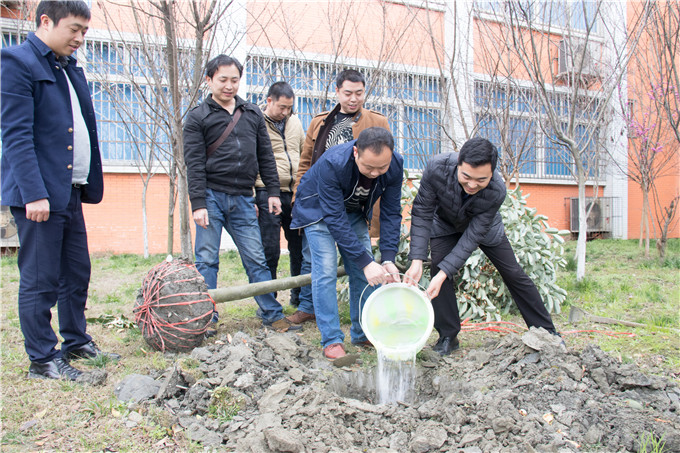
[291,127,403,359]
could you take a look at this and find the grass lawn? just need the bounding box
[0,238,678,451]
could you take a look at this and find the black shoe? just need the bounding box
[28,357,83,381]
[64,341,121,361]
[432,336,459,356]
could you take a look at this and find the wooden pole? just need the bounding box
[208,266,347,303]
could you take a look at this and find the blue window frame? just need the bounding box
[538,0,597,32]
[544,129,573,177]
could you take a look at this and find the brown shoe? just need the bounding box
[286,310,316,324]
[264,318,303,332]
[323,343,346,360]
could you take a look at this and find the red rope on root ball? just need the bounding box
[134,258,216,352]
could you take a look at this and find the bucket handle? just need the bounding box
[358,272,430,331]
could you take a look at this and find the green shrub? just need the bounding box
[455,188,569,320]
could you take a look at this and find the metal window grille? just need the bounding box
[246,55,443,171]
[474,80,603,181]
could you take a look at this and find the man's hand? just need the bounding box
[363,261,388,286]
[268,196,282,215]
[404,259,423,286]
[382,261,400,283]
[425,270,448,299]
[25,198,50,222]
[193,208,210,229]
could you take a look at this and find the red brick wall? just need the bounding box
[83,173,192,254]
[83,170,678,255]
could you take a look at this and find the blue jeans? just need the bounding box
[296,240,314,315]
[194,188,284,323]
[304,211,376,348]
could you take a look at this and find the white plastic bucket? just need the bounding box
[360,283,434,361]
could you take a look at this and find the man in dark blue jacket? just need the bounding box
[1,0,119,381]
[405,137,558,355]
[291,127,403,359]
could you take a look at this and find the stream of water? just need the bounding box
[376,348,417,404]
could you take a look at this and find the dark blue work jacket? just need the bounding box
[1,33,103,210]
[291,139,403,269]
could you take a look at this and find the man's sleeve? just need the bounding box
[408,161,439,261]
[294,117,318,197]
[255,112,280,197]
[316,159,374,269]
[0,50,48,204]
[378,158,404,263]
[183,112,208,211]
[378,114,390,130]
[437,191,504,278]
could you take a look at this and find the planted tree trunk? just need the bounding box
[209,267,347,304]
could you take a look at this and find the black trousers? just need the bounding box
[11,187,92,362]
[256,189,305,304]
[430,233,557,338]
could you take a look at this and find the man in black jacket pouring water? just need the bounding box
[404,137,559,355]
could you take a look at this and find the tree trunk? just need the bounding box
[142,180,149,258]
[167,160,176,255]
[176,147,193,259]
[575,163,588,282]
[161,0,192,259]
[209,267,347,303]
[642,185,651,258]
[657,196,679,263]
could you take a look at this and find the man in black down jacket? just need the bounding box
[184,55,299,332]
[405,137,558,355]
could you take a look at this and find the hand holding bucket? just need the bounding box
[359,275,434,361]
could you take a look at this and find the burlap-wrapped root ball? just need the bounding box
[134,257,214,352]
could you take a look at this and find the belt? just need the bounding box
[72,183,82,189]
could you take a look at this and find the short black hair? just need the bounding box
[35,0,91,28]
[267,81,295,101]
[458,137,498,172]
[356,127,394,155]
[336,69,365,89]
[205,55,243,79]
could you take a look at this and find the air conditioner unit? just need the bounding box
[570,197,612,233]
[558,39,601,80]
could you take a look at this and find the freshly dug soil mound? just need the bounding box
[134,258,213,352]
[149,328,680,452]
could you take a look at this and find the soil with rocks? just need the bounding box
[113,327,680,452]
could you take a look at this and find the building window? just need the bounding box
[245,55,443,171]
[474,80,602,181]
[81,38,178,163]
[475,1,598,33]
